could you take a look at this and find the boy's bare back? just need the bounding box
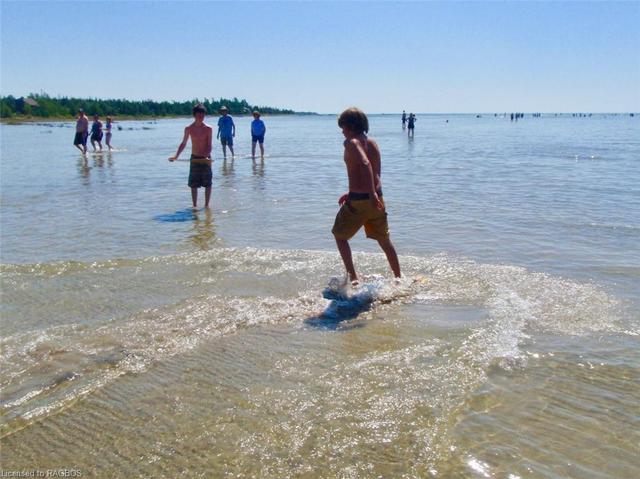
[344,136,382,194]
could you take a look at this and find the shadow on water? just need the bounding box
[153,208,198,222]
[304,286,374,331]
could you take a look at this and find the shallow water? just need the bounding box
[1,114,639,477]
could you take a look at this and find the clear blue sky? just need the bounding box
[1,1,638,113]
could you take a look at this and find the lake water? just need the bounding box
[1,114,639,478]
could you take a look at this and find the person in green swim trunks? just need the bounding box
[169,104,213,209]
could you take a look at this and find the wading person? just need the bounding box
[73,109,89,154]
[169,104,213,209]
[216,106,235,159]
[332,107,401,284]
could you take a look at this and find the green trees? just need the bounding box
[0,94,297,119]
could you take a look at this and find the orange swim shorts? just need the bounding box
[331,197,390,241]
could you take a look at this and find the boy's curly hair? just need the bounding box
[338,107,369,134]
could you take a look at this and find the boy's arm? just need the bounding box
[232,119,236,137]
[216,118,221,139]
[205,126,212,158]
[168,127,189,161]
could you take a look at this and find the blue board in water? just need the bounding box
[153,208,198,223]
[304,280,376,329]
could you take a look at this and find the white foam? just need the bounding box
[1,247,626,435]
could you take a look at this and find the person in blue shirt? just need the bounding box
[216,106,235,159]
[90,114,103,151]
[250,111,266,160]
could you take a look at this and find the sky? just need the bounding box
[1,1,639,113]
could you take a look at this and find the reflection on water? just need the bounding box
[76,152,114,183]
[77,156,91,181]
[251,158,265,178]
[189,208,216,250]
[221,157,235,177]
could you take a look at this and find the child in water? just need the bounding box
[105,116,113,151]
[250,111,266,160]
[169,104,213,209]
[332,107,401,283]
[90,114,103,151]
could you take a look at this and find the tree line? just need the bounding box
[0,93,299,119]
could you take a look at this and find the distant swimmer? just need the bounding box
[169,104,213,209]
[73,109,89,154]
[250,111,266,160]
[217,106,235,159]
[407,113,416,137]
[90,114,103,151]
[332,107,401,284]
[402,110,407,129]
[105,116,114,151]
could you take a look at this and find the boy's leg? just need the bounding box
[377,237,401,278]
[191,187,198,208]
[251,141,256,158]
[335,238,358,283]
[221,143,227,159]
[204,187,211,208]
[229,143,235,157]
[259,141,265,158]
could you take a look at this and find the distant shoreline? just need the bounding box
[0,112,317,125]
[2,112,636,125]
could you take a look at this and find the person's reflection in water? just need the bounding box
[407,134,415,159]
[189,208,216,250]
[221,157,235,177]
[93,155,104,169]
[77,155,91,182]
[252,158,265,177]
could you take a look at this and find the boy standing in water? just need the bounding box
[250,111,266,159]
[332,107,401,283]
[169,104,213,209]
[216,106,235,159]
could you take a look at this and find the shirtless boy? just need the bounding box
[169,104,213,209]
[332,107,401,283]
[73,109,89,154]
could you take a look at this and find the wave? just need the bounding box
[0,247,629,437]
